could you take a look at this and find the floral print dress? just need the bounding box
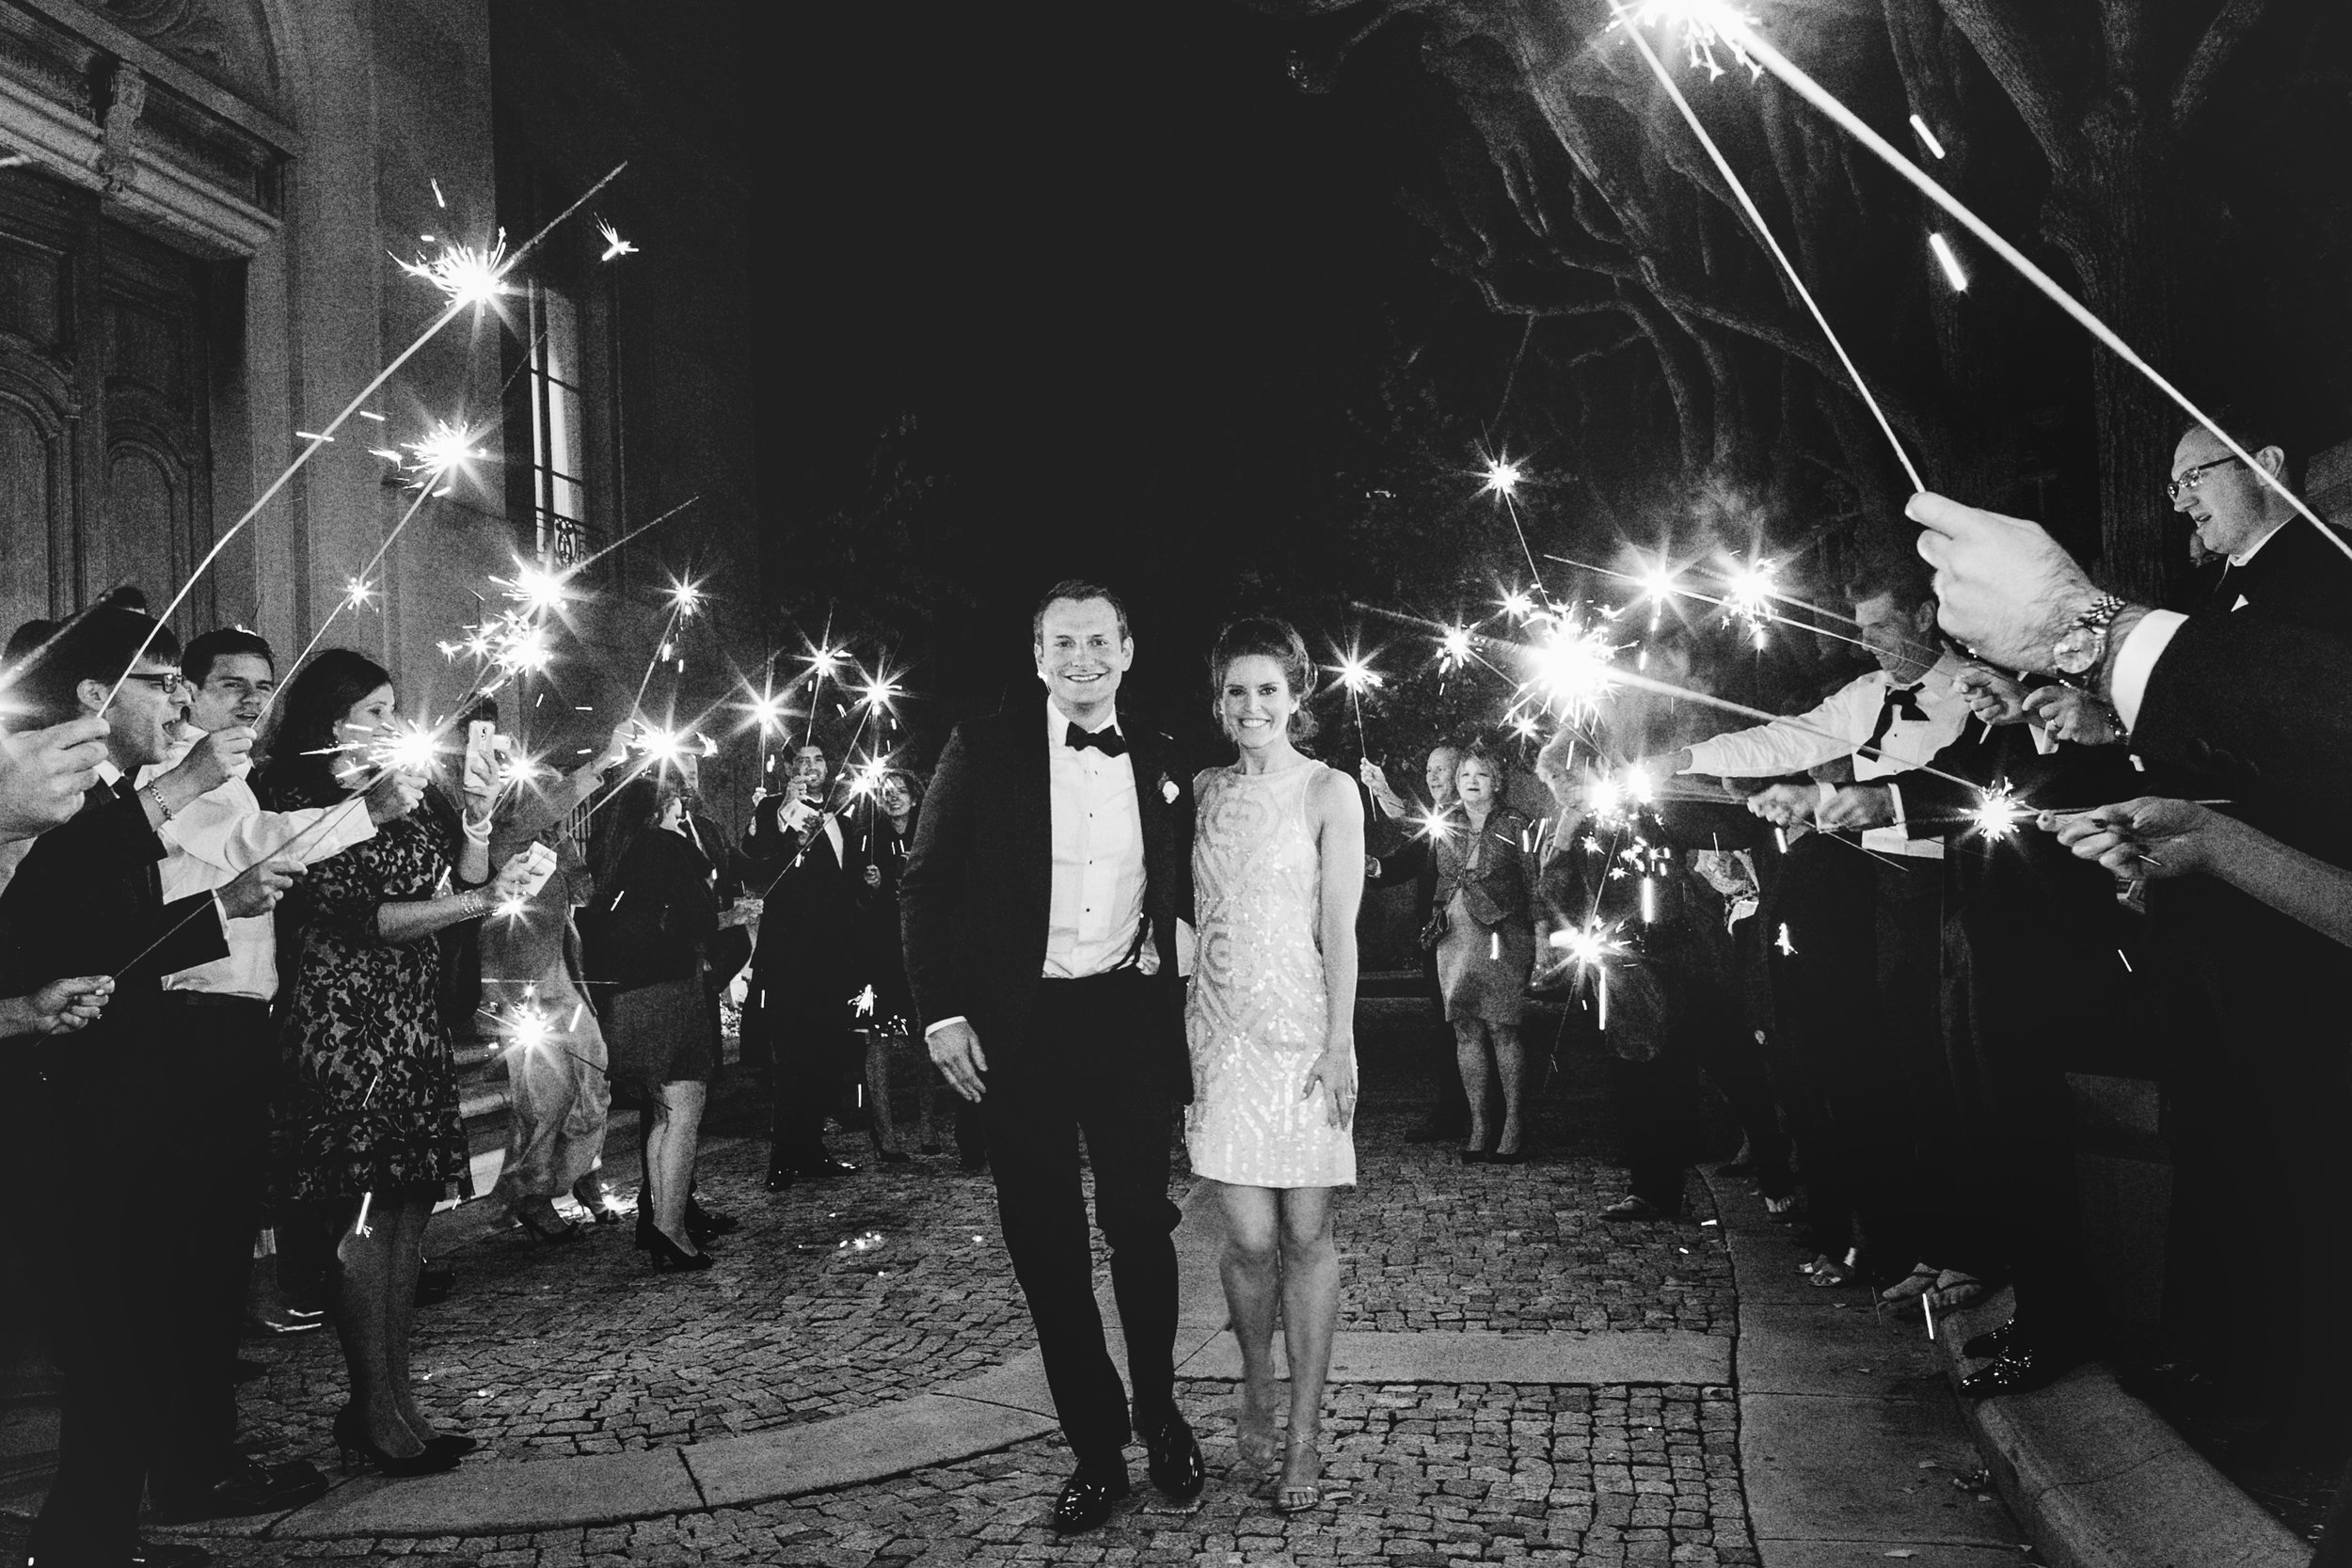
[273,799,469,1205]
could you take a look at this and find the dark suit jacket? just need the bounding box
[0,784,230,1056]
[2211,517,2352,637]
[744,793,862,987]
[899,706,1195,1102]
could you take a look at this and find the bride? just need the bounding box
[1184,615,1364,1513]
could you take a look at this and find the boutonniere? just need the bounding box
[1158,774,1180,805]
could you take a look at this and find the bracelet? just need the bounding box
[145,782,173,823]
[457,889,487,920]
[459,810,494,845]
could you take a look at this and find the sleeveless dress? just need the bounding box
[1184,759,1355,1189]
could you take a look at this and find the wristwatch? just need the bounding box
[2052,594,2127,676]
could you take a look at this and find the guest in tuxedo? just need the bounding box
[900,580,1204,1534]
[1361,743,1472,1142]
[0,598,300,1568]
[2169,411,2352,632]
[742,739,863,1187]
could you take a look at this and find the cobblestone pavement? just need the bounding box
[8,1003,1766,1565]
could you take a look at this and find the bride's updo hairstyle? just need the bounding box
[1209,615,1319,745]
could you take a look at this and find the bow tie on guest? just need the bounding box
[1863,682,1927,753]
[1065,723,1128,758]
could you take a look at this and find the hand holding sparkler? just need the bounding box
[159,724,256,802]
[218,853,306,920]
[361,768,426,825]
[2045,798,2216,880]
[1358,758,1407,819]
[1910,494,2113,678]
[1744,783,1819,830]
[0,974,114,1037]
[1953,664,2030,727]
[0,718,111,843]
[1818,784,1896,832]
[2021,686,2122,748]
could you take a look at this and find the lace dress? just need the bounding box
[1184,760,1354,1189]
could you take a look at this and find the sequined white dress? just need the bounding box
[1184,760,1355,1188]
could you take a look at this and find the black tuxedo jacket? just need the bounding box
[743,794,861,985]
[899,706,1195,1102]
[2211,517,2352,639]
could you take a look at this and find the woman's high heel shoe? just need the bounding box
[331,1404,461,1477]
[644,1227,714,1272]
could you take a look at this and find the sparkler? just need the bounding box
[1619,2,2352,570]
[98,160,629,710]
[342,578,374,611]
[596,218,638,261]
[1549,919,1623,1029]
[1334,647,1380,757]
[403,419,489,491]
[1720,558,1777,648]
[394,231,512,308]
[668,578,704,618]
[1522,615,1624,727]
[1611,7,1925,494]
[1437,625,1474,673]
[1970,784,2027,843]
[1482,456,1523,497]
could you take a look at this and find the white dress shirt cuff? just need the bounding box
[924,1015,968,1039]
[2110,610,2187,733]
[1884,782,1906,829]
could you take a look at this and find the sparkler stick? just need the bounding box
[1548,554,1929,663]
[270,483,442,698]
[103,162,631,710]
[1616,13,1925,493]
[1637,6,2352,570]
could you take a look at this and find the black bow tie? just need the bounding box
[1864,683,1927,753]
[1065,723,1128,758]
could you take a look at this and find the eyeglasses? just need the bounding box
[119,672,190,698]
[2166,456,2239,501]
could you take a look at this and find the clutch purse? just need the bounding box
[1418,908,1451,951]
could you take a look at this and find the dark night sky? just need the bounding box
[773,4,1493,737]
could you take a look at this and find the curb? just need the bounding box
[1931,1290,2309,1568]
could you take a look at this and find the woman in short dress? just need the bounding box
[261,649,534,1476]
[1431,745,1536,1162]
[1184,616,1364,1513]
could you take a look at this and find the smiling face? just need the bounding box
[879,775,914,818]
[2170,427,2282,559]
[1424,745,1461,804]
[1851,592,1936,683]
[790,745,828,801]
[1454,753,1499,810]
[1035,596,1132,727]
[1217,653,1299,753]
[190,652,274,734]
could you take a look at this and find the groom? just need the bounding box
[900,579,1203,1533]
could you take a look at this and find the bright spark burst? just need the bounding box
[394,230,511,308]
[1415,807,1455,844]
[744,684,788,733]
[1523,616,1624,725]
[347,722,442,779]
[596,218,638,261]
[861,673,901,713]
[805,644,845,682]
[1610,0,1762,83]
[1335,652,1382,693]
[668,578,703,617]
[848,755,893,797]
[404,419,487,485]
[1721,558,1777,643]
[1437,626,1474,673]
[493,893,532,921]
[1972,784,2026,843]
[1481,457,1523,497]
[1500,589,1535,622]
[499,563,569,618]
[506,1006,551,1053]
[1511,714,1541,740]
[343,577,375,610]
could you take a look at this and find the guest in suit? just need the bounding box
[1361,743,1472,1143]
[0,598,300,1568]
[900,579,1205,1535]
[742,739,863,1186]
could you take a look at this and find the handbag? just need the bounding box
[1418,907,1451,951]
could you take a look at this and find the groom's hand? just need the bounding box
[928,1019,989,1101]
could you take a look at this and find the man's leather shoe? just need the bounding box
[1960,1341,2085,1400]
[129,1543,214,1568]
[1048,1462,1131,1533]
[152,1460,328,1521]
[1962,1318,2027,1361]
[1140,1410,1204,1502]
[796,1155,859,1179]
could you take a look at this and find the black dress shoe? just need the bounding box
[130,1543,214,1568]
[1140,1409,1204,1502]
[1962,1318,2026,1361]
[151,1460,328,1520]
[1049,1462,1131,1533]
[1960,1341,2087,1400]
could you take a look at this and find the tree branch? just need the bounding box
[1937,0,2076,164]
[2172,0,2272,129]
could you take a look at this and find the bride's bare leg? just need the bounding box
[1214,1180,1282,1466]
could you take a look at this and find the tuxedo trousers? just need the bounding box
[979,969,1183,1465]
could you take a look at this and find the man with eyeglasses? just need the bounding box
[2167,413,2352,636]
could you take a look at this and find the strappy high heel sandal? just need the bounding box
[1272,1429,1351,1513]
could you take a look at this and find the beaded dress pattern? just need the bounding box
[1184,760,1355,1188]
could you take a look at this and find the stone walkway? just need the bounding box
[1,999,2032,1566]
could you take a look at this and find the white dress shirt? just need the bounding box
[1681,654,1974,858]
[128,762,377,1000]
[1044,696,1150,978]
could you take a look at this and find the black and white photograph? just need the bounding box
[2,1,2350,1564]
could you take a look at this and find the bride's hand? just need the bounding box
[1302,1044,1356,1131]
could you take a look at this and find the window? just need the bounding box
[524,279,590,567]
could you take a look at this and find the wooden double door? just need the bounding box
[0,166,216,647]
